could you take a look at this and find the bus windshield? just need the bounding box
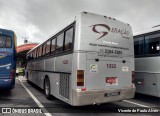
[0,35,12,48]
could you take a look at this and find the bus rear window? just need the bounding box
[0,35,12,48]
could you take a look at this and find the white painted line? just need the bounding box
[123,100,150,108]
[123,100,160,111]
[18,78,52,116]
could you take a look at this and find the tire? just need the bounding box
[44,78,51,99]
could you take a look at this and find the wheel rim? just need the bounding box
[45,79,49,95]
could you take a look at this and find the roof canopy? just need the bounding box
[16,43,38,53]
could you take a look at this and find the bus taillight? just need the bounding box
[10,69,15,79]
[77,70,84,86]
[132,71,135,83]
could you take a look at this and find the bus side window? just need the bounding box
[39,46,43,57]
[33,50,36,59]
[134,36,144,57]
[30,52,33,60]
[56,33,64,53]
[51,38,56,54]
[36,48,39,58]
[32,51,34,59]
[46,40,51,55]
[42,44,46,56]
[34,50,37,59]
[64,27,73,51]
[145,33,160,55]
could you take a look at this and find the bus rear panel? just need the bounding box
[72,12,135,106]
[0,28,16,89]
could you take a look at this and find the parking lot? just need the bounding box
[0,76,160,116]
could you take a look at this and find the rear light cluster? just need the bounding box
[130,71,135,88]
[132,71,135,83]
[77,70,84,86]
[10,69,15,79]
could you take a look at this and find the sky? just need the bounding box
[0,0,159,46]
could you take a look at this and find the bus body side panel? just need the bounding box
[135,72,145,94]
[28,59,44,86]
[49,54,73,104]
[157,74,160,97]
[135,57,160,97]
[27,53,73,104]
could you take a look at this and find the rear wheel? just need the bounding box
[44,78,51,99]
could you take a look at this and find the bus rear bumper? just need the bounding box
[72,87,135,106]
[0,78,15,89]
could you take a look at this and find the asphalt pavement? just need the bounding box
[0,76,160,116]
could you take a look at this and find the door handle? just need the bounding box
[153,83,156,85]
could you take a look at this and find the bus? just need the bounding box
[134,26,160,97]
[0,28,17,90]
[26,12,135,106]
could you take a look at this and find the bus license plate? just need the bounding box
[104,92,120,97]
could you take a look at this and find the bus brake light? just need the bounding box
[10,69,15,79]
[77,70,84,86]
[81,88,86,91]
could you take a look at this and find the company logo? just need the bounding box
[0,52,12,58]
[90,24,110,40]
[90,24,130,40]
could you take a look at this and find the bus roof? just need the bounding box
[0,28,14,35]
[134,26,160,37]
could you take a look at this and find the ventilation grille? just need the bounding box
[59,74,70,100]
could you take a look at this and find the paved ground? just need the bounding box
[0,76,160,116]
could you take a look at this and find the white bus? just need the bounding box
[134,26,160,97]
[26,12,135,106]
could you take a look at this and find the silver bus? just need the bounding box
[134,26,160,97]
[26,12,135,106]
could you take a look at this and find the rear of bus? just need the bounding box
[72,12,135,106]
[0,29,16,90]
